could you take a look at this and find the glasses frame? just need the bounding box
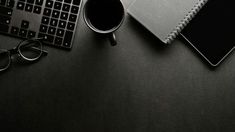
[0,38,48,72]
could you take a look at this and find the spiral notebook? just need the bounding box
[127,0,208,44]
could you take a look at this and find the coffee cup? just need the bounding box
[83,0,125,46]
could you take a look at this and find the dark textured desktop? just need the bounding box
[1,0,235,132]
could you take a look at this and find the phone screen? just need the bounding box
[181,0,235,66]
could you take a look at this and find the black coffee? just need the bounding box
[86,0,124,31]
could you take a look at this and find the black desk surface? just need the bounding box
[1,0,235,131]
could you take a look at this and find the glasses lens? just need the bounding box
[18,39,42,61]
[0,50,10,71]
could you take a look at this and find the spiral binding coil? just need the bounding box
[164,0,208,44]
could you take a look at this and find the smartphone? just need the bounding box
[180,0,235,67]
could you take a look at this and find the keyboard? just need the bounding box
[0,0,82,49]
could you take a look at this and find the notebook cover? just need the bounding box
[181,0,235,66]
[127,0,207,44]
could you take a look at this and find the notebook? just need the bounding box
[181,0,235,66]
[127,0,208,44]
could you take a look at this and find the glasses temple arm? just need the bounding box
[30,47,48,56]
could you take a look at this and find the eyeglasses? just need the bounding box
[0,38,48,72]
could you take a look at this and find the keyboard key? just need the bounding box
[27,30,36,38]
[25,4,33,12]
[56,29,64,37]
[58,20,66,28]
[69,14,77,22]
[56,0,63,2]
[35,0,43,5]
[0,0,6,6]
[19,29,27,37]
[19,0,25,2]
[33,6,42,14]
[0,6,13,16]
[63,30,73,47]
[54,2,62,10]
[50,18,58,27]
[55,37,63,45]
[43,8,51,16]
[45,0,53,8]
[52,10,60,18]
[44,34,54,43]
[62,4,70,12]
[60,12,68,20]
[6,0,15,8]
[27,0,34,4]
[21,20,29,29]
[0,15,11,25]
[0,23,9,33]
[73,0,80,5]
[39,33,54,43]
[67,22,75,30]
[10,27,19,35]
[48,26,56,35]
[64,0,72,4]
[71,6,79,14]
[41,16,50,25]
[39,24,48,33]
[16,2,25,10]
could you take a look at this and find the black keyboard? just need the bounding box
[0,0,82,49]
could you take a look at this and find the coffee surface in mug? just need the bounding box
[86,0,124,31]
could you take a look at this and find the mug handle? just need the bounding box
[109,33,117,46]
